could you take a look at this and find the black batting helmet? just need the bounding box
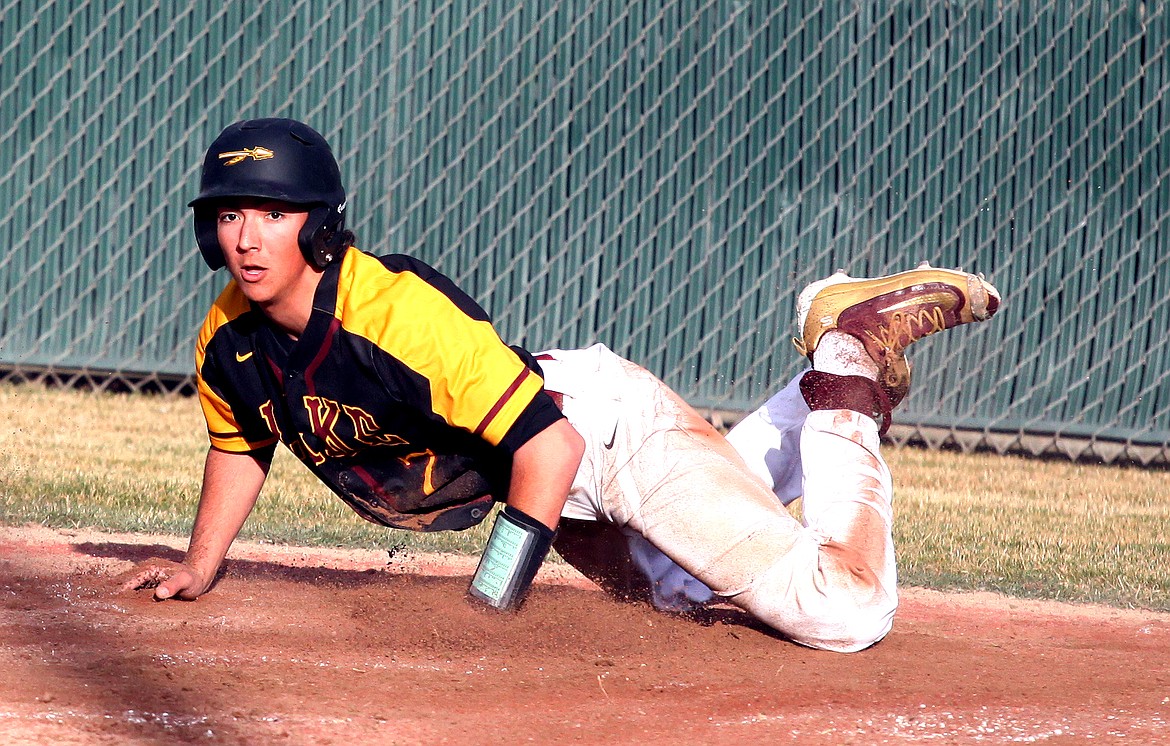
[189,118,350,270]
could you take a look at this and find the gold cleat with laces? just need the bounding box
[794,262,1001,406]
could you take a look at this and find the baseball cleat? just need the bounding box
[794,261,1001,406]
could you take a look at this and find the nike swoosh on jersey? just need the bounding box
[235,351,254,362]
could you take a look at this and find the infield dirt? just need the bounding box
[1,525,1167,744]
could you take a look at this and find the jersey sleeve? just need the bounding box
[338,252,563,451]
[195,287,280,454]
[496,390,564,453]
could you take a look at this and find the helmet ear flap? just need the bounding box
[193,206,225,270]
[301,205,348,269]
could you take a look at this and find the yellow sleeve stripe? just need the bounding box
[337,251,542,446]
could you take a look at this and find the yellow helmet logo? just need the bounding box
[218,146,275,166]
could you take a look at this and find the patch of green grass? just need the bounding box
[0,383,492,554]
[886,448,1170,609]
[1,383,1167,610]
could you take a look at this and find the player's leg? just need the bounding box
[599,358,896,651]
[543,344,811,614]
[546,345,888,650]
[544,264,1000,651]
[775,261,1000,627]
[568,372,812,614]
[722,370,810,507]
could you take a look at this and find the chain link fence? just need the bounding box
[2,1,1168,462]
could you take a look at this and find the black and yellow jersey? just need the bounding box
[195,248,563,532]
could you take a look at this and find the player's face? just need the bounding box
[216,200,317,309]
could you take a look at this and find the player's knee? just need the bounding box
[749,585,895,652]
[805,542,897,651]
[740,546,898,652]
[802,595,896,652]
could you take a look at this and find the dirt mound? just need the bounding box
[1,525,1167,744]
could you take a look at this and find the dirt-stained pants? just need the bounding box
[540,344,897,652]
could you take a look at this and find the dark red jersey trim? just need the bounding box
[304,318,342,396]
[475,368,530,437]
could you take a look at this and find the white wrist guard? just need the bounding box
[468,505,555,610]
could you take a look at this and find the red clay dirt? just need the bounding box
[1,525,1167,745]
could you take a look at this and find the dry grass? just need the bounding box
[885,447,1169,609]
[0,383,492,553]
[1,383,1167,609]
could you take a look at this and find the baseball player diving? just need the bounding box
[123,118,1001,652]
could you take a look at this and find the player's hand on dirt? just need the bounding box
[116,557,208,600]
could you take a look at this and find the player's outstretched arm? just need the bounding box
[120,447,270,600]
[467,418,584,610]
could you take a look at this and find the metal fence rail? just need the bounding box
[2,1,1168,463]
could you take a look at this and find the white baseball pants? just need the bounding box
[538,344,897,652]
